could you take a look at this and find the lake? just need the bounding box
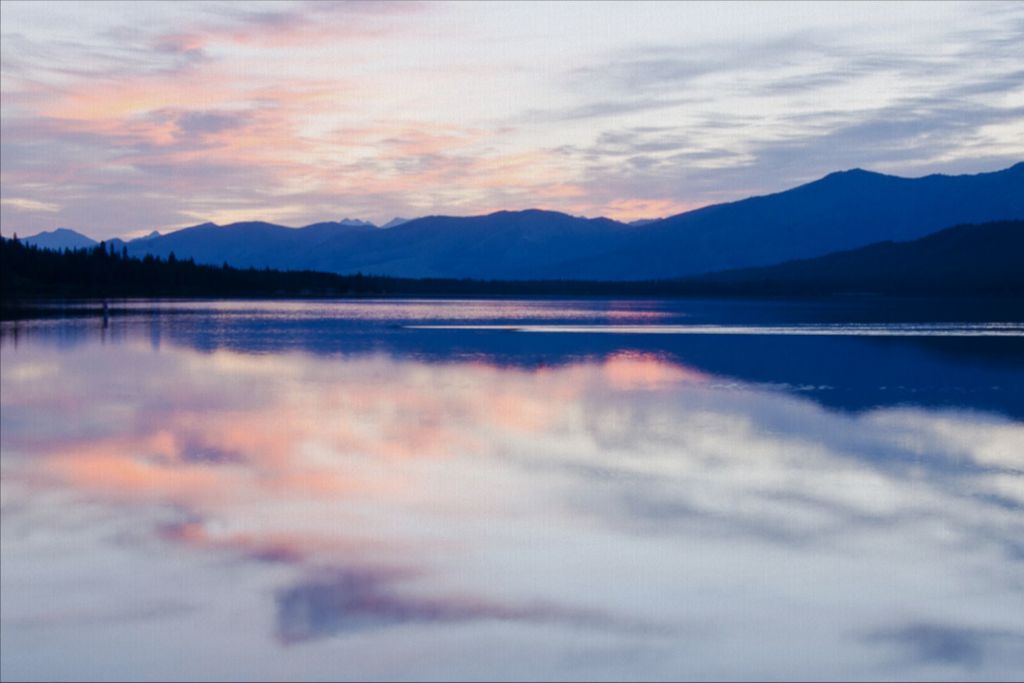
[2,298,1022,681]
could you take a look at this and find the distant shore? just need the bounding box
[4,221,1023,318]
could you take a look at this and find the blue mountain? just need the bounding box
[338,218,376,228]
[692,220,1024,296]
[123,219,378,268]
[93,162,1024,279]
[595,163,1024,279]
[20,228,98,251]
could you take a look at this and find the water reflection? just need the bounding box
[1,300,1022,681]
[5,299,1023,418]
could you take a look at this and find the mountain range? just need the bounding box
[19,227,102,252]
[18,162,1024,281]
[690,220,1024,297]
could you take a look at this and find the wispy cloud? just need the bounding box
[1,197,60,212]
[1,1,1022,237]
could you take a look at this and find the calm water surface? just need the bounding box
[2,299,1023,681]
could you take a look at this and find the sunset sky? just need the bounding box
[2,0,1022,239]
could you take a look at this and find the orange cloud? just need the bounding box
[598,198,703,222]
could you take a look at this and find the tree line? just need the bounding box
[4,219,1020,305]
[0,236,686,300]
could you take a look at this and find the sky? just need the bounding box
[1,1,1022,239]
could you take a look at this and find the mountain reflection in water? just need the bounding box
[1,299,1022,681]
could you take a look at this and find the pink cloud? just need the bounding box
[148,1,428,57]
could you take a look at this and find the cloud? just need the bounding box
[3,601,197,629]
[566,33,834,95]
[550,95,1024,215]
[526,10,1024,212]
[1,197,60,212]
[863,622,1024,669]
[2,2,1023,235]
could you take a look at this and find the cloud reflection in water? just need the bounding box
[274,569,664,644]
[1,317,1022,680]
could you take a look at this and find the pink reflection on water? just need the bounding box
[603,351,710,390]
[62,298,678,322]
[3,320,1024,679]
[2,343,702,640]
[30,349,700,508]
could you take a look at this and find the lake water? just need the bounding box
[2,298,1023,681]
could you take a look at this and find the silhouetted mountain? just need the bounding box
[338,218,376,228]
[123,210,632,277]
[35,162,1024,279]
[301,209,634,278]
[123,219,378,268]
[5,221,1022,303]
[21,228,97,251]
[591,162,1024,279]
[690,220,1024,296]
[381,217,410,229]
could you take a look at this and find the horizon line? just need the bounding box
[7,159,1022,243]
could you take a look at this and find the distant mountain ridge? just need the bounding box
[599,163,1024,279]
[18,162,1024,280]
[20,228,98,251]
[338,218,376,228]
[691,220,1024,296]
[6,220,1021,301]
